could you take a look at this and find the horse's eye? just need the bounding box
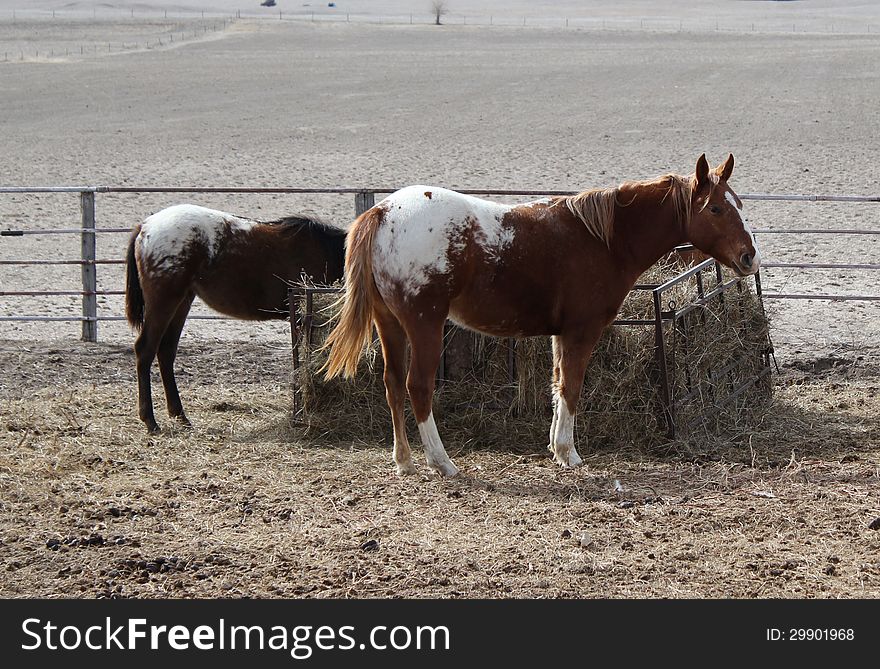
[709,205,722,215]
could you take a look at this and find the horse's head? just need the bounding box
[686,153,760,276]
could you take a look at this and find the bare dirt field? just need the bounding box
[1,3,879,598]
[1,338,879,598]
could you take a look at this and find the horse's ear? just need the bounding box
[694,153,710,190]
[716,153,734,182]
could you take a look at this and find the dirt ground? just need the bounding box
[1,6,879,599]
[0,337,878,599]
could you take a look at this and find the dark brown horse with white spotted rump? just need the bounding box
[126,204,345,433]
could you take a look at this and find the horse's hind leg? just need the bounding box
[135,325,161,433]
[134,280,186,434]
[134,311,172,434]
[404,316,458,477]
[373,304,416,476]
[158,292,194,426]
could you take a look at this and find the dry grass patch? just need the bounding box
[1,336,878,598]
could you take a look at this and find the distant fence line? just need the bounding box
[1,18,229,62]
[0,186,878,343]
[1,8,878,37]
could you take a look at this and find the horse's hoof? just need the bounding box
[553,448,583,469]
[175,416,193,429]
[396,461,417,476]
[145,423,161,435]
[430,460,460,478]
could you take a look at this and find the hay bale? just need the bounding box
[292,261,772,452]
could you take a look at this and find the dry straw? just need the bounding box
[290,261,772,455]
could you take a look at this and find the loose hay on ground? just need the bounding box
[1,339,878,599]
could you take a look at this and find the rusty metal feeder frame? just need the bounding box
[647,257,773,438]
[288,257,773,440]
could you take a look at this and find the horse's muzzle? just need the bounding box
[732,250,760,276]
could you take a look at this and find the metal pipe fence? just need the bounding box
[0,186,878,342]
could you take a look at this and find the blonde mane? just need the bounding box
[557,174,694,247]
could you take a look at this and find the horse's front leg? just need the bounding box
[547,335,561,454]
[549,327,603,468]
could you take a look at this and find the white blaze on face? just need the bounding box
[373,186,515,297]
[138,204,257,274]
[725,191,761,271]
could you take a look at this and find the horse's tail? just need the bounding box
[321,207,384,380]
[125,224,145,331]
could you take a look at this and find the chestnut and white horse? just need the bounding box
[323,154,760,476]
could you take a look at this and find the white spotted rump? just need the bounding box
[136,204,257,274]
[372,186,519,297]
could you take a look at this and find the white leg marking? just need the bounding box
[548,388,559,452]
[551,398,583,468]
[417,413,459,477]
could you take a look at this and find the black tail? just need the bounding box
[125,225,144,330]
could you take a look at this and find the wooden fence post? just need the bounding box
[355,191,375,217]
[80,191,98,342]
